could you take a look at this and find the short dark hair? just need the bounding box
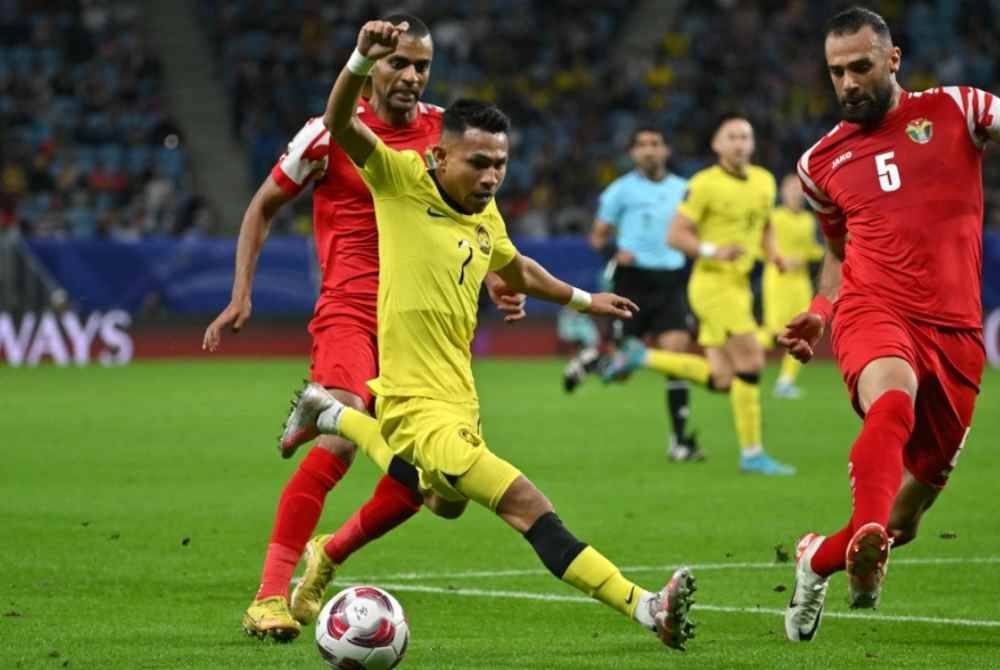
[628,125,665,148]
[824,6,892,42]
[714,112,749,131]
[442,99,511,135]
[381,13,431,39]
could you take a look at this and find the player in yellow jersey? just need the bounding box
[277,20,697,651]
[604,114,795,475]
[762,174,824,399]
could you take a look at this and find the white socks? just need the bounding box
[633,590,658,630]
[316,400,346,434]
[741,444,763,458]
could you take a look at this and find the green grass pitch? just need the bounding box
[4,358,998,669]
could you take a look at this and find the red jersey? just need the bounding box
[798,87,1000,329]
[270,99,444,313]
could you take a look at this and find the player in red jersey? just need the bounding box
[203,15,525,642]
[781,6,998,642]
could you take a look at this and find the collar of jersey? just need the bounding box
[428,169,478,220]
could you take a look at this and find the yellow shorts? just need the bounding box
[375,396,522,511]
[762,267,813,337]
[688,270,757,348]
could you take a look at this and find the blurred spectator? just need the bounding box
[0,0,200,238]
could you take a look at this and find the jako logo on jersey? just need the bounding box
[906,118,934,144]
[832,151,853,170]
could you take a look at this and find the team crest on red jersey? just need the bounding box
[906,118,933,144]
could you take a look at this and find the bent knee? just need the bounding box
[424,494,467,520]
[316,434,357,465]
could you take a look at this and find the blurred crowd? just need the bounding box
[201,0,1000,236]
[4,0,1000,239]
[0,0,209,239]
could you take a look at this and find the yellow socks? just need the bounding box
[730,376,762,450]
[645,350,711,387]
[337,408,394,473]
[778,354,803,385]
[562,546,642,619]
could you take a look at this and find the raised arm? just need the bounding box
[495,253,637,319]
[202,176,292,351]
[778,233,846,362]
[323,20,410,166]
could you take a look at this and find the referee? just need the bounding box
[569,126,701,461]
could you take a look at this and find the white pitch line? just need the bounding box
[354,582,1000,629]
[343,556,1000,582]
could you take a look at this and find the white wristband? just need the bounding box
[698,241,718,258]
[346,48,376,76]
[568,287,592,312]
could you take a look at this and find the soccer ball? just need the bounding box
[315,586,410,669]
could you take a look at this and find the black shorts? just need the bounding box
[611,266,691,340]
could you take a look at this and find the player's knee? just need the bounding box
[316,434,357,466]
[523,511,587,579]
[708,372,733,392]
[330,389,367,413]
[424,493,467,519]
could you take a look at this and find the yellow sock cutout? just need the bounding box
[562,546,641,618]
[730,377,762,448]
[644,350,711,387]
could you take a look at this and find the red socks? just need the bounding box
[256,448,348,600]
[324,474,423,565]
[810,390,914,577]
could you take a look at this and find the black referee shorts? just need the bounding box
[611,265,691,341]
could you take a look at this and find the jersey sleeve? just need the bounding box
[595,180,624,225]
[270,117,330,196]
[355,138,425,198]
[797,147,846,239]
[942,86,1000,148]
[488,208,519,271]
[676,174,708,224]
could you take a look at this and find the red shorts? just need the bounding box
[831,299,985,489]
[308,296,378,411]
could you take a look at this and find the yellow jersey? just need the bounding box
[677,164,776,276]
[355,139,518,402]
[768,206,823,277]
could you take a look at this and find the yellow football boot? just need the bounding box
[290,534,338,624]
[241,596,301,642]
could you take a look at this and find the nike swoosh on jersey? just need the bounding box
[427,207,449,218]
[625,586,636,605]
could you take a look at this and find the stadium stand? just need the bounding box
[0,1,206,239]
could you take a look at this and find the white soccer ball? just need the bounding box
[315,586,410,670]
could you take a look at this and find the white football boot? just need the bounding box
[279,381,340,458]
[785,533,829,641]
[650,567,697,650]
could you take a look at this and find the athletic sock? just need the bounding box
[666,378,690,440]
[524,512,646,622]
[563,546,646,620]
[335,407,394,473]
[644,350,711,386]
[324,474,423,565]
[809,390,914,578]
[256,448,348,600]
[848,390,913,531]
[778,354,803,386]
[810,525,852,577]
[730,374,762,450]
